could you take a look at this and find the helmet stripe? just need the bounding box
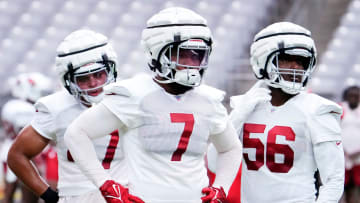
[254,32,311,42]
[147,23,207,29]
[57,43,107,57]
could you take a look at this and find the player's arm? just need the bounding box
[310,104,344,202]
[202,121,242,202]
[7,125,57,201]
[314,141,344,203]
[64,103,143,203]
[229,81,271,133]
[210,121,242,192]
[64,103,120,187]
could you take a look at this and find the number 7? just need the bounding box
[67,130,119,169]
[170,113,195,161]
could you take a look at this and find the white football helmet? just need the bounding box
[1,99,35,137]
[250,22,317,94]
[141,7,212,87]
[8,72,53,103]
[55,29,118,105]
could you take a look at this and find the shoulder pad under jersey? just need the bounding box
[307,93,342,116]
[195,84,226,103]
[35,90,78,114]
[105,74,156,98]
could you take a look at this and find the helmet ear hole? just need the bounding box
[63,63,75,94]
[259,69,266,79]
[149,59,161,72]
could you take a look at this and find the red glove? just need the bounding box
[99,180,144,203]
[201,186,228,203]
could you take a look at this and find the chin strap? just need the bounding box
[153,76,174,84]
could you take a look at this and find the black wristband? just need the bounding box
[40,187,59,203]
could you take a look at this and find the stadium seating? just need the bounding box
[310,0,360,99]
[0,0,274,97]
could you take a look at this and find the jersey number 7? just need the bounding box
[67,130,119,169]
[243,123,295,173]
[170,113,195,162]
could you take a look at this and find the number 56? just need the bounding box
[242,123,295,173]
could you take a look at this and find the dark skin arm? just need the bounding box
[7,125,51,196]
[3,180,17,203]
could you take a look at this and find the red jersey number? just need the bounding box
[67,130,119,169]
[243,123,295,173]
[170,113,195,161]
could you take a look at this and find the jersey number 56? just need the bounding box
[243,123,295,173]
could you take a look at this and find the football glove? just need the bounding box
[229,80,271,126]
[201,186,228,203]
[99,180,144,203]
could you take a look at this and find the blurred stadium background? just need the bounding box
[0,0,357,201]
[0,0,356,106]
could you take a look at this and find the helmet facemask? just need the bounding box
[154,39,211,87]
[265,48,316,95]
[65,61,116,106]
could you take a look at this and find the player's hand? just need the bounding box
[99,180,144,203]
[229,80,271,122]
[201,186,228,203]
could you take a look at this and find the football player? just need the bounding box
[230,22,344,203]
[1,99,36,203]
[1,72,53,203]
[64,7,242,203]
[7,29,127,203]
[340,86,360,203]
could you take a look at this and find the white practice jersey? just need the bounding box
[231,92,342,203]
[31,90,127,197]
[102,74,228,203]
[341,102,360,156]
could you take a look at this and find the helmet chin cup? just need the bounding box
[266,80,303,95]
[82,92,104,105]
[174,69,202,87]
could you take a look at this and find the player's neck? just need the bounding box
[154,77,193,95]
[269,87,297,106]
[79,97,92,108]
[348,102,358,110]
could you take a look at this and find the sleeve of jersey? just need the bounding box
[101,84,141,128]
[30,101,56,140]
[314,141,345,202]
[308,103,342,144]
[210,122,242,195]
[210,102,229,135]
[205,88,228,135]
